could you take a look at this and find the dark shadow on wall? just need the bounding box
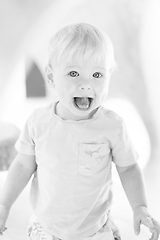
[26,62,46,98]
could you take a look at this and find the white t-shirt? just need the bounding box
[15,102,138,240]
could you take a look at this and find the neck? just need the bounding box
[55,102,98,121]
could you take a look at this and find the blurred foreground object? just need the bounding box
[0,122,20,171]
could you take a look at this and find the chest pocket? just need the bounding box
[78,143,110,176]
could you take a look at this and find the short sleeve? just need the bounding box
[15,115,35,155]
[112,120,138,167]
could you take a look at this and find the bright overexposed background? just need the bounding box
[0,0,160,239]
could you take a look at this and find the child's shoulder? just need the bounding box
[99,106,125,133]
[31,103,52,115]
[28,103,53,125]
[101,106,123,123]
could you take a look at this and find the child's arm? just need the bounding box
[116,163,159,240]
[0,152,36,234]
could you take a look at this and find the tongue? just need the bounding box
[75,97,90,109]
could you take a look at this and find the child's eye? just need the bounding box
[93,72,102,78]
[69,71,79,77]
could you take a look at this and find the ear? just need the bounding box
[45,64,55,88]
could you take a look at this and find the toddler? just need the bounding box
[0,23,159,240]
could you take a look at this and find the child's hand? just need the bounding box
[0,204,9,236]
[152,218,160,233]
[108,215,121,240]
[133,206,160,240]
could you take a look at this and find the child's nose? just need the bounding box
[79,85,91,90]
[78,80,92,90]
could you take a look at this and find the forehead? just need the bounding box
[67,59,106,68]
[50,45,108,65]
[54,57,108,72]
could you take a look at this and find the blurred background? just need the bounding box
[0,0,160,239]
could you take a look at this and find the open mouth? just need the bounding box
[73,97,93,110]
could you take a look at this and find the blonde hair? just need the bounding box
[48,23,117,71]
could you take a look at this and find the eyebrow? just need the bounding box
[65,65,80,69]
[65,65,106,70]
[94,67,106,70]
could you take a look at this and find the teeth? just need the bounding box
[74,97,91,109]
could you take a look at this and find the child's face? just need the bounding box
[50,58,110,121]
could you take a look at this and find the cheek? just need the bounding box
[65,80,78,94]
[96,81,109,100]
[95,80,108,93]
[55,80,75,97]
